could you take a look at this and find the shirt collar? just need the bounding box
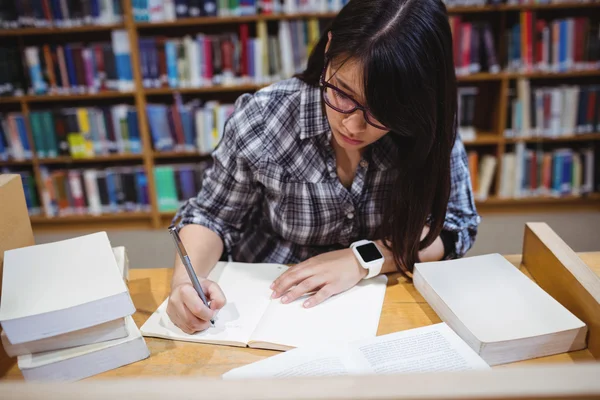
[299,82,331,140]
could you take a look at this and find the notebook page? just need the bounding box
[249,275,387,349]
[140,262,286,346]
[347,323,490,374]
[414,254,586,343]
[0,232,127,320]
[223,344,355,379]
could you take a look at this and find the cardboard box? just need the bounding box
[0,175,35,298]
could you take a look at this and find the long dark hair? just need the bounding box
[297,0,457,278]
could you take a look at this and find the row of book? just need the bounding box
[154,162,212,212]
[507,16,600,73]
[0,0,123,29]
[0,46,28,97]
[0,106,142,161]
[450,18,501,75]
[133,0,348,21]
[147,98,233,153]
[468,145,599,201]
[499,144,598,198]
[505,82,600,138]
[3,162,212,216]
[38,166,151,217]
[139,19,321,88]
[23,30,133,95]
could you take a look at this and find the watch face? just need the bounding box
[357,243,382,263]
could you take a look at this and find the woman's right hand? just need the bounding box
[166,280,226,334]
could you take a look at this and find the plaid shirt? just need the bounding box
[174,78,481,264]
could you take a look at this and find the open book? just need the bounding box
[222,323,490,379]
[414,253,588,365]
[140,262,387,351]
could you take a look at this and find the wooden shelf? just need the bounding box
[39,154,144,164]
[507,70,600,79]
[135,12,338,28]
[478,195,600,207]
[506,134,600,144]
[501,2,600,11]
[0,24,125,37]
[24,91,134,103]
[457,73,504,82]
[30,212,153,224]
[154,151,210,159]
[145,84,265,95]
[0,159,34,167]
[463,133,501,145]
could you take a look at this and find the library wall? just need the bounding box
[0,0,599,234]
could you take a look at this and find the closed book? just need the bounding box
[0,232,136,345]
[18,316,149,382]
[1,246,130,357]
[414,253,587,366]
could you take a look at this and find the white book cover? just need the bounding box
[414,253,587,365]
[18,316,149,382]
[0,232,135,344]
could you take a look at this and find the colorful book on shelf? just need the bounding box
[38,166,150,217]
[153,162,210,212]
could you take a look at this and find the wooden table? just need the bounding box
[1,253,599,380]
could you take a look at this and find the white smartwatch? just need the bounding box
[350,240,384,280]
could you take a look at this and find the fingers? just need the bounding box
[180,303,211,333]
[271,264,315,299]
[203,280,227,311]
[279,276,325,304]
[181,284,215,322]
[304,285,335,308]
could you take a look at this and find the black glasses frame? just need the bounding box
[318,58,389,131]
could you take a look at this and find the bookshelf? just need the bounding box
[0,0,599,231]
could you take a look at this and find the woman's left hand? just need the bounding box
[270,249,368,308]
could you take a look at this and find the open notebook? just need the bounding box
[140,262,387,351]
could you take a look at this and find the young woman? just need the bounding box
[166,0,481,334]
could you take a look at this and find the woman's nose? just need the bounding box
[341,110,367,134]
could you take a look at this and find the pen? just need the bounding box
[168,225,215,327]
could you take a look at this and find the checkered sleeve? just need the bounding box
[442,136,481,259]
[173,93,265,255]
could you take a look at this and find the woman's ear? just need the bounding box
[325,31,332,54]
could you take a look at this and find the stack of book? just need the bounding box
[0,232,149,381]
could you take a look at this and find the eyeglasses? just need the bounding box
[319,59,389,131]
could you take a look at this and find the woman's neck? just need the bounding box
[332,137,363,188]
